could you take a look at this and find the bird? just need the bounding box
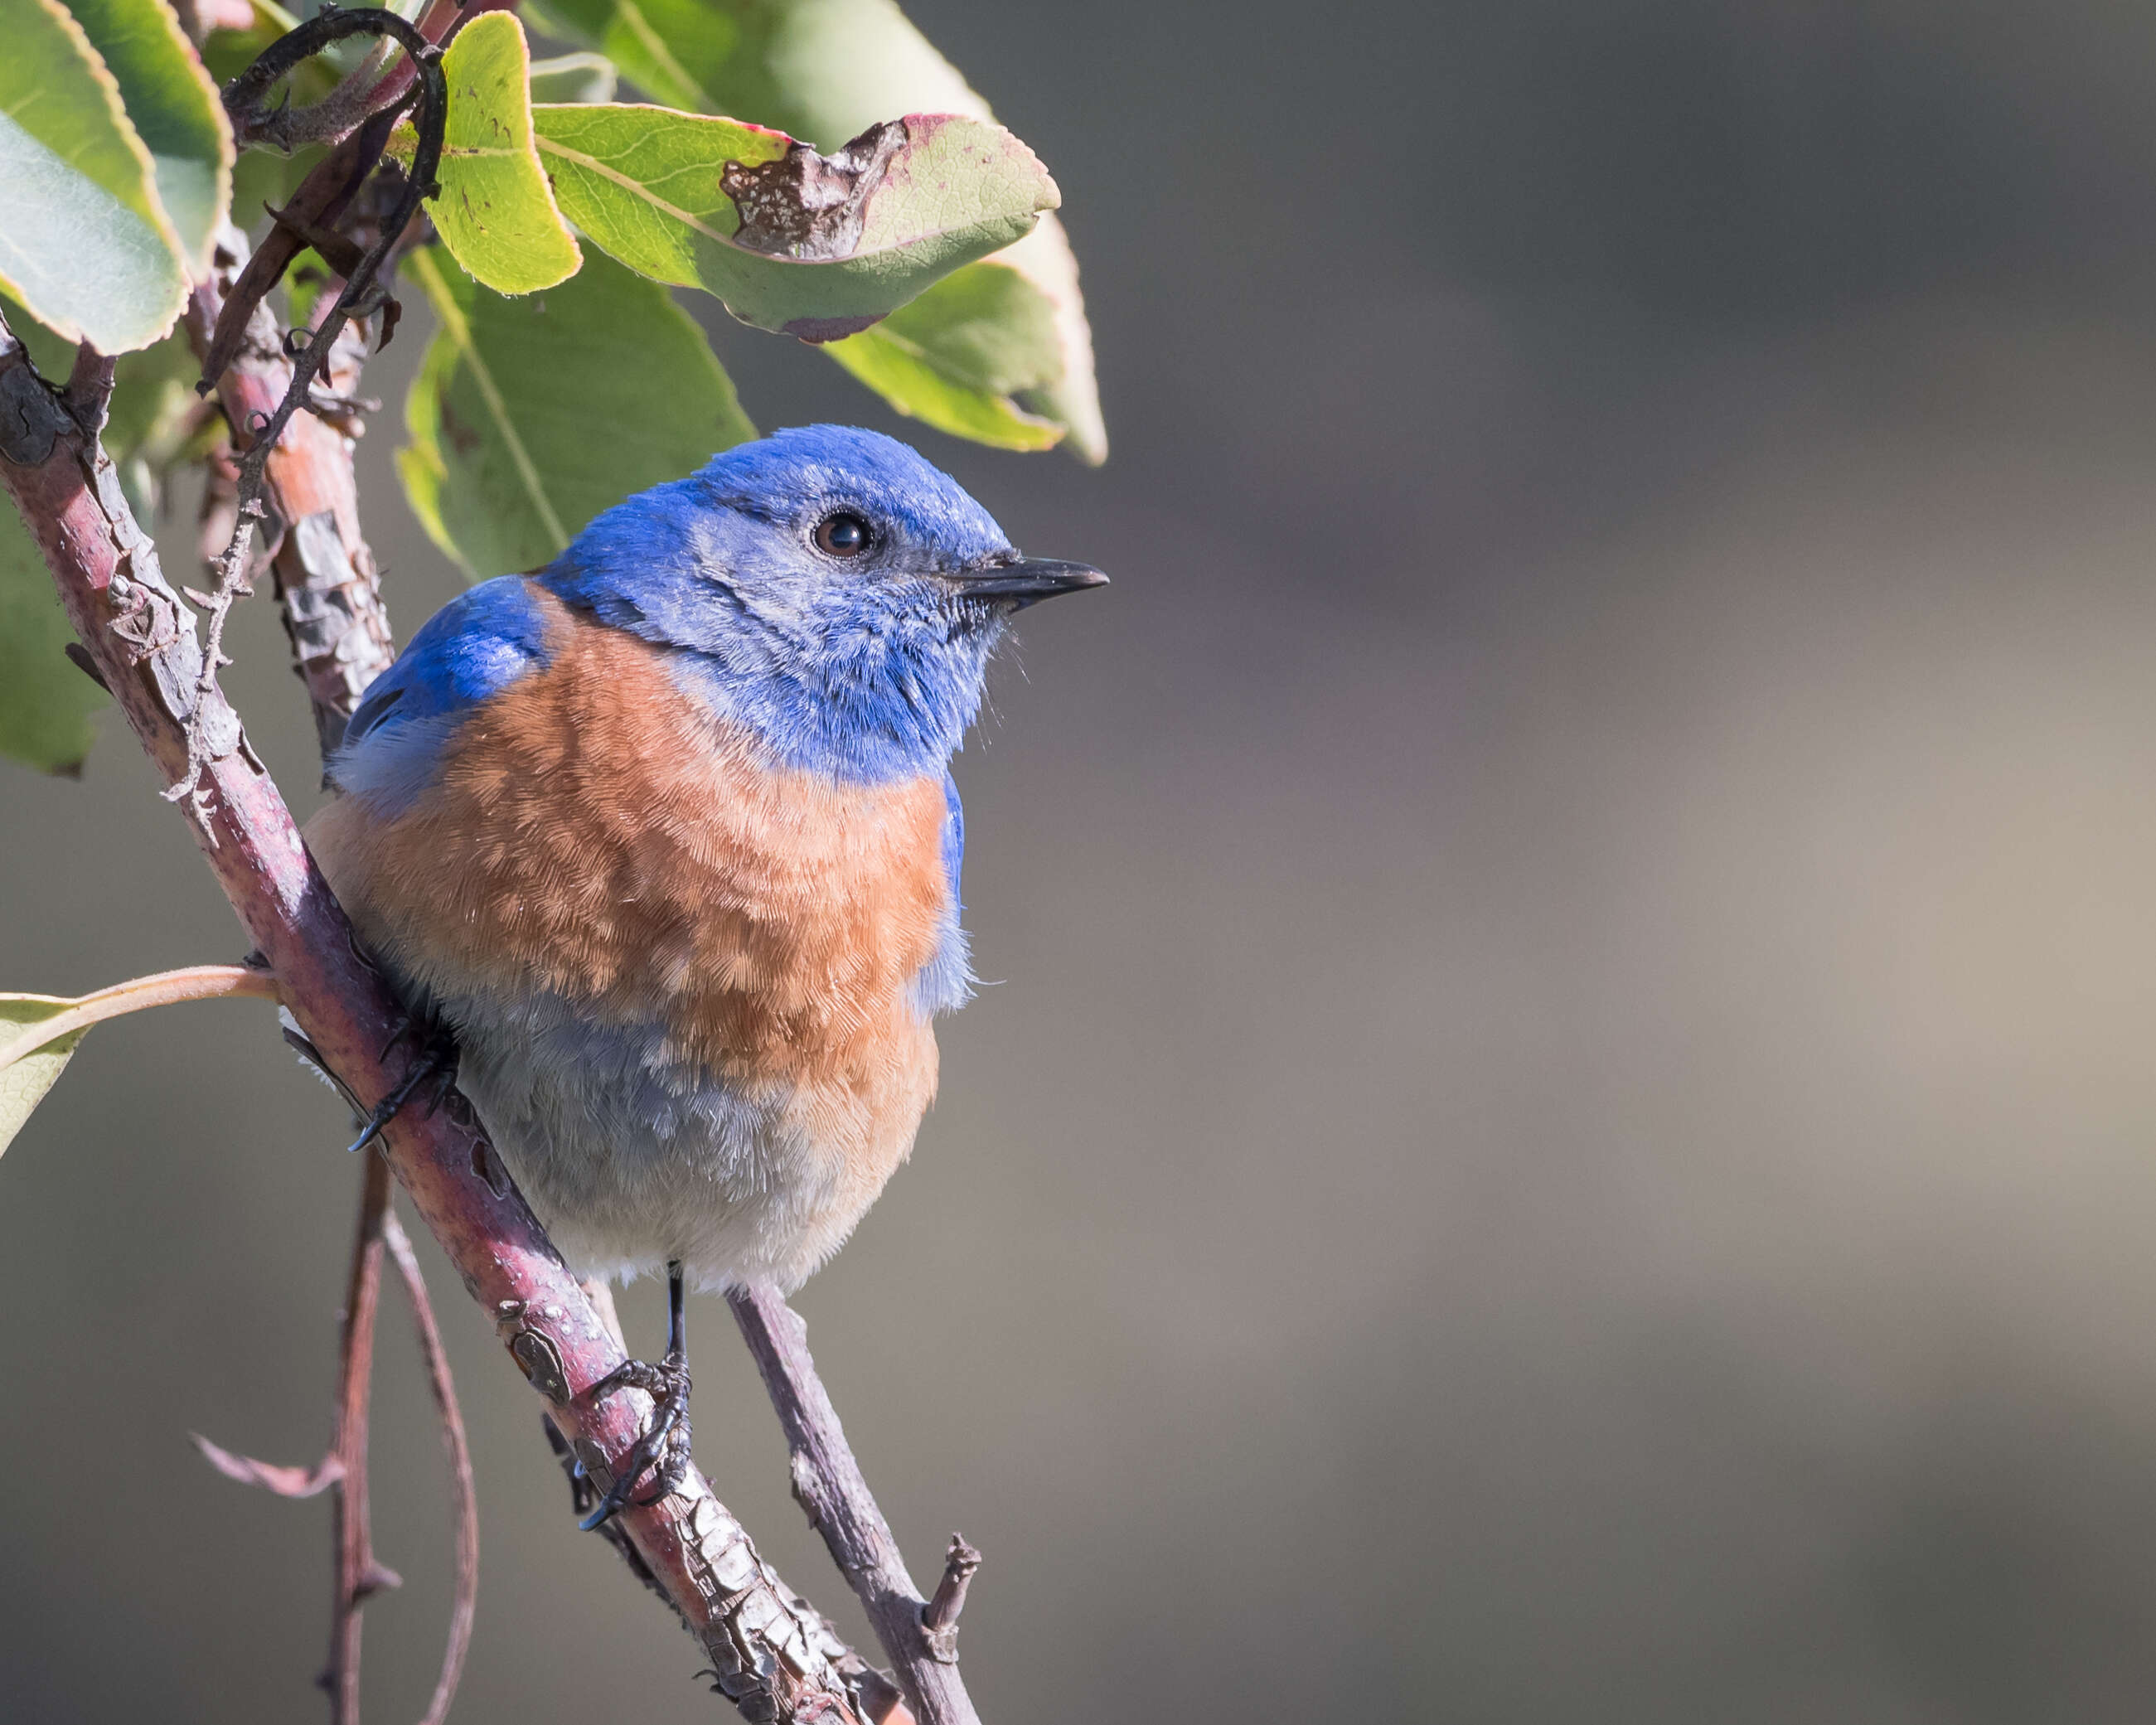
[303,424,1104,1525]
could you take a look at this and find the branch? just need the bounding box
[170,7,448,817]
[185,133,437,1720]
[187,224,397,761]
[1,312,889,1725]
[385,1207,480,1725]
[729,1286,986,1725]
[325,1154,400,1719]
[923,1538,982,1654]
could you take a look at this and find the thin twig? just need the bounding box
[385,1208,479,1725]
[195,104,399,393]
[171,10,448,821]
[187,177,414,1724]
[728,1286,986,1725]
[922,1538,981,1651]
[325,1153,401,1723]
[187,225,397,760]
[0,311,887,1723]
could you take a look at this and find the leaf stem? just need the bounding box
[0,964,279,1069]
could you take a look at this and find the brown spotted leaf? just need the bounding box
[532,103,1058,342]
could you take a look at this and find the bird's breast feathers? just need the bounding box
[307,585,951,1109]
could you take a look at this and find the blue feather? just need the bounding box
[330,575,552,809]
[539,425,1015,784]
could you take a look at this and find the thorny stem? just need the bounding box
[188,224,398,760]
[182,59,441,1710]
[172,9,448,821]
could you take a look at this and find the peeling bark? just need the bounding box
[186,226,396,761]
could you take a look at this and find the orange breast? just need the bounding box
[306,588,952,1107]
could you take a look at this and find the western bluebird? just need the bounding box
[303,425,1104,1524]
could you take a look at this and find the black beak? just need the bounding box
[948,555,1109,608]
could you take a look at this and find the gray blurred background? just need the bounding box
[12,0,2156,1718]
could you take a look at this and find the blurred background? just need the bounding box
[12,0,2156,1718]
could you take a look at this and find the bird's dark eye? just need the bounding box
[814,511,873,557]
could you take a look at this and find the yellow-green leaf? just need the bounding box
[525,0,1105,460]
[429,11,582,295]
[0,504,105,776]
[399,245,754,578]
[63,0,235,274]
[0,0,189,351]
[531,100,1055,341]
[0,1001,87,1160]
[528,50,618,105]
[822,258,1063,451]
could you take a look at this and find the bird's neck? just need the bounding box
[535,565,994,786]
[662,625,992,786]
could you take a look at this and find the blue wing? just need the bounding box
[330,576,554,812]
[910,773,975,1015]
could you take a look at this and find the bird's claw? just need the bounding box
[577,1354,693,1531]
[346,1015,460,1155]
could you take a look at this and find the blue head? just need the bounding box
[539,425,1105,783]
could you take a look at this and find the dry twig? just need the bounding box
[385,1208,480,1725]
[187,220,397,758]
[170,7,447,822]
[729,1286,987,1725]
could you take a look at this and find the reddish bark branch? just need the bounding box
[728,1286,986,1725]
[0,313,885,1725]
[185,205,437,1724]
[186,225,396,760]
[384,1207,480,1725]
[325,1154,400,1721]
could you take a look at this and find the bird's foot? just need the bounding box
[578,1353,693,1531]
[346,1011,460,1155]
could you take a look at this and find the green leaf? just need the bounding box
[529,50,618,105]
[532,101,1055,341]
[429,12,582,295]
[525,0,746,117]
[524,0,1104,460]
[106,322,206,515]
[0,998,88,1160]
[822,259,1061,450]
[398,245,756,579]
[0,506,105,776]
[0,967,279,1158]
[0,0,189,351]
[63,0,235,274]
